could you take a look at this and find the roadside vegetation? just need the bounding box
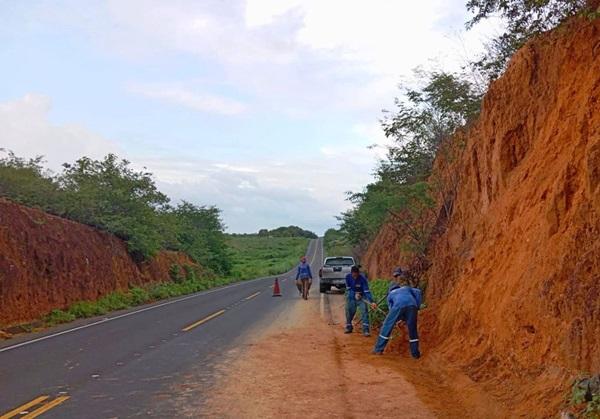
[569,376,600,418]
[43,265,239,326]
[336,0,600,278]
[366,279,391,327]
[0,150,318,330]
[0,151,231,274]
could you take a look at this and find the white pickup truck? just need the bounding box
[318,256,356,293]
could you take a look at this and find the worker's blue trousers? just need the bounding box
[345,297,369,333]
[373,305,420,358]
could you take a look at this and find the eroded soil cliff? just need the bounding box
[0,198,197,326]
[363,18,600,416]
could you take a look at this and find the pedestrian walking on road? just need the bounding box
[296,256,313,299]
[373,268,421,359]
[345,266,377,336]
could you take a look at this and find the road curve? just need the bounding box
[0,238,324,418]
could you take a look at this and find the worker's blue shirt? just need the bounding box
[296,262,313,280]
[345,274,373,303]
[387,285,421,310]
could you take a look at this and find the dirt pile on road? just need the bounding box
[364,18,600,416]
[0,198,199,326]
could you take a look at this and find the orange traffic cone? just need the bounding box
[272,277,282,297]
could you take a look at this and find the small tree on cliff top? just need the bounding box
[379,70,482,184]
[58,154,170,259]
[466,0,592,81]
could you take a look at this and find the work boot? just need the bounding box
[371,350,383,355]
[410,340,421,359]
[344,325,353,334]
[363,330,371,337]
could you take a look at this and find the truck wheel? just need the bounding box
[320,284,327,293]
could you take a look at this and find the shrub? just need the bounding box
[368,279,391,327]
[68,301,107,318]
[97,292,131,311]
[0,151,233,273]
[45,309,76,325]
[129,287,150,305]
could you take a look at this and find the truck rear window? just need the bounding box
[324,257,354,267]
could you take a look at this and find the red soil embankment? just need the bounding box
[0,198,198,326]
[363,18,600,416]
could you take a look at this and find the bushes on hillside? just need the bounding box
[0,151,231,273]
[338,70,480,259]
[337,0,599,280]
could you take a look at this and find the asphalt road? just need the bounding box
[0,238,324,418]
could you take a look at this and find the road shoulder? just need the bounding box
[196,292,435,418]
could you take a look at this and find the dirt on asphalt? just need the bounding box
[197,292,507,418]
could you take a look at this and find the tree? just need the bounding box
[0,149,61,212]
[338,70,481,265]
[379,70,482,184]
[57,154,170,259]
[0,150,233,272]
[466,0,591,81]
[171,201,232,275]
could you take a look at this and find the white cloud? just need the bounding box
[2,1,504,233]
[32,0,499,116]
[127,83,247,115]
[0,94,118,171]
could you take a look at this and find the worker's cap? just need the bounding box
[392,267,406,278]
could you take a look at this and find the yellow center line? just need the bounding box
[182,309,226,332]
[21,396,69,419]
[0,396,50,419]
[244,291,261,300]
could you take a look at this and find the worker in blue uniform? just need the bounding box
[345,266,377,336]
[373,268,422,359]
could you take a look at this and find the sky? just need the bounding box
[0,0,497,234]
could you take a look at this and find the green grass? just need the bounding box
[368,279,392,327]
[42,266,240,327]
[569,377,600,418]
[226,235,310,279]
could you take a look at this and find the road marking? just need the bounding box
[244,291,261,300]
[0,396,49,419]
[182,310,226,332]
[21,396,70,419]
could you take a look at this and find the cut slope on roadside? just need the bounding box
[0,198,202,326]
[362,17,600,416]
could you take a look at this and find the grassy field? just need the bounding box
[227,235,311,279]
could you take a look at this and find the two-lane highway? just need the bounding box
[0,238,324,418]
